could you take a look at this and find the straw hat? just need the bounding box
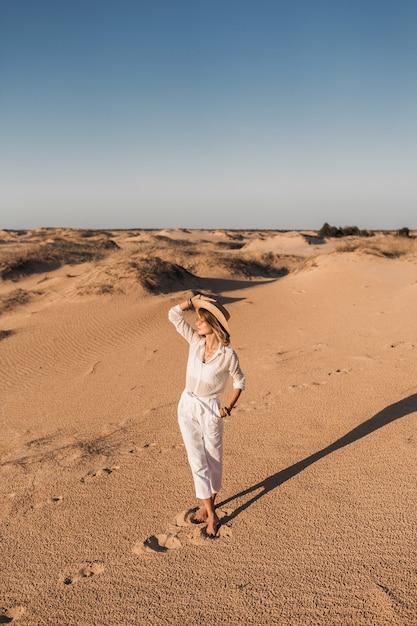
[194,298,231,334]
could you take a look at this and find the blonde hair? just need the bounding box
[198,308,230,346]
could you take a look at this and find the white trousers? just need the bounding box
[177,390,224,500]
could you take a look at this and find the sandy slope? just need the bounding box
[0,230,416,625]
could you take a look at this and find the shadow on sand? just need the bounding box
[218,392,417,524]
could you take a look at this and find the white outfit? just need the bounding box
[168,305,245,499]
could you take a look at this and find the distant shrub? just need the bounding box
[318,222,372,238]
[397,227,410,237]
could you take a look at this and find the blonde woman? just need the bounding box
[168,293,245,537]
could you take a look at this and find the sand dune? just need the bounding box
[1,228,416,625]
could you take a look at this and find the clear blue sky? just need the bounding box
[1,0,416,230]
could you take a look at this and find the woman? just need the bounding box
[168,293,245,537]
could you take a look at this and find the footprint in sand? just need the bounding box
[80,465,120,483]
[0,605,26,623]
[48,495,63,505]
[390,341,415,350]
[64,561,105,585]
[134,507,233,555]
[327,367,351,376]
[159,444,184,454]
[135,442,157,454]
[33,495,64,510]
[290,367,351,390]
[133,533,182,554]
[173,509,197,527]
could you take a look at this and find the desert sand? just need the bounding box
[1,227,416,625]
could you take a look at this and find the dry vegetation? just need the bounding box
[0,229,298,294]
[0,288,31,315]
[0,234,119,280]
[335,233,417,257]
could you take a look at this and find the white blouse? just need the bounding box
[168,305,246,399]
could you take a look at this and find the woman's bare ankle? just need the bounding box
[206,512,220,537]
